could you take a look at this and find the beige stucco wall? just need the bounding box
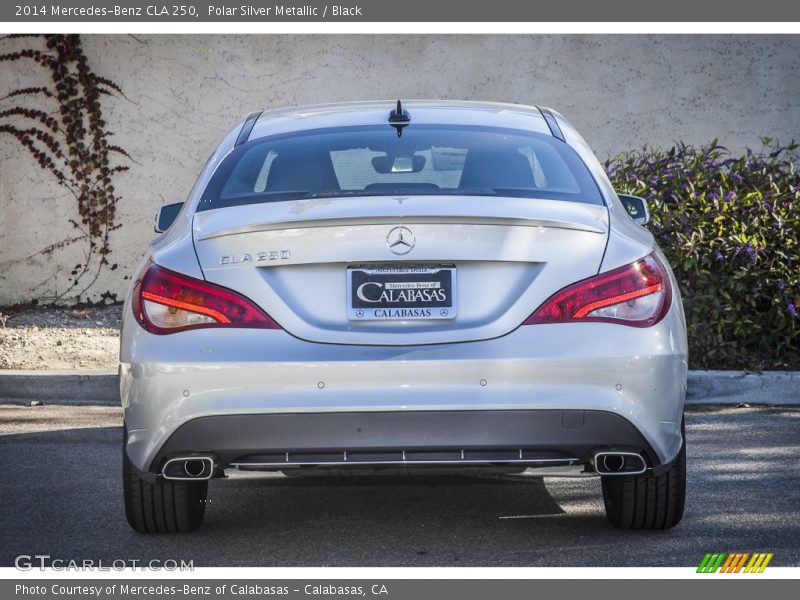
[1,34,799,305]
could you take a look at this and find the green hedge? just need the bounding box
[605,140,799,370]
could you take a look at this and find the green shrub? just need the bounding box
[605,140,799,370]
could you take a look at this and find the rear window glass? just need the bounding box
[198,124,603,211]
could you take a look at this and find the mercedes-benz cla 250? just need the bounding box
[121,101,687,533]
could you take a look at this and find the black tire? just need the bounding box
[601,427,686,530]
[122,427,208,533]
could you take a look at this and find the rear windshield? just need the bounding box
[197,124,603,211]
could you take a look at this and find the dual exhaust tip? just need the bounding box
[161,456,215,480]
[593,451,647,476]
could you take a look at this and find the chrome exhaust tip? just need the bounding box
[602,454,625,472]
[162,456,215,481]
[593,451,647,476]
[183,460,208,478]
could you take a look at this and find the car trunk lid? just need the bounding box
[192,195,608,345]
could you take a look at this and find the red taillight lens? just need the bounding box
[132,263,280,334]
[524,253,671,328]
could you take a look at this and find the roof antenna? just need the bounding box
[388,100,410,137]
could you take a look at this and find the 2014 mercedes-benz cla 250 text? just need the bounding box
[121,101,687,533]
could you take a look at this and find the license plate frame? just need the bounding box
[346,265,457,321]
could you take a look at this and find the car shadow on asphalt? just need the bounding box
[1,407,798,567]
[0,424,611,567]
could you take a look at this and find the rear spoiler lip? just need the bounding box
[195,213,607,241]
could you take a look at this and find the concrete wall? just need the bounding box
[1,35,799,305]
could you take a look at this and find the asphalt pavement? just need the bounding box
[1,403,798,567]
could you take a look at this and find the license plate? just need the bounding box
[347,265,457,320]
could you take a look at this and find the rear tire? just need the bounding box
[122,426,207,533]
[601,426,686,530]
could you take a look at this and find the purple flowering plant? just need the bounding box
[605,139,799,369]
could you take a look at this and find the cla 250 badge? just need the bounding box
[219,250,291,265]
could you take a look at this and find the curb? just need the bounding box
[0,369,798,407]
[686,370,799,405]
[0,370,118,405]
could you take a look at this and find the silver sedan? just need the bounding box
[120,100,687,533]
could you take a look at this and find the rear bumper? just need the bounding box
[149,409,657,473]
[120,302,687,474]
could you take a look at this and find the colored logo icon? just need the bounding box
[697,552,773,573]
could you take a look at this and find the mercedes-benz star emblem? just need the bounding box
[386,226,415,255]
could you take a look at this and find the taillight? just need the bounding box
[132,262,280,334]
[524,253,671,328]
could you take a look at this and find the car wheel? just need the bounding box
[601,422,686,530]
[122,426,207,533]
